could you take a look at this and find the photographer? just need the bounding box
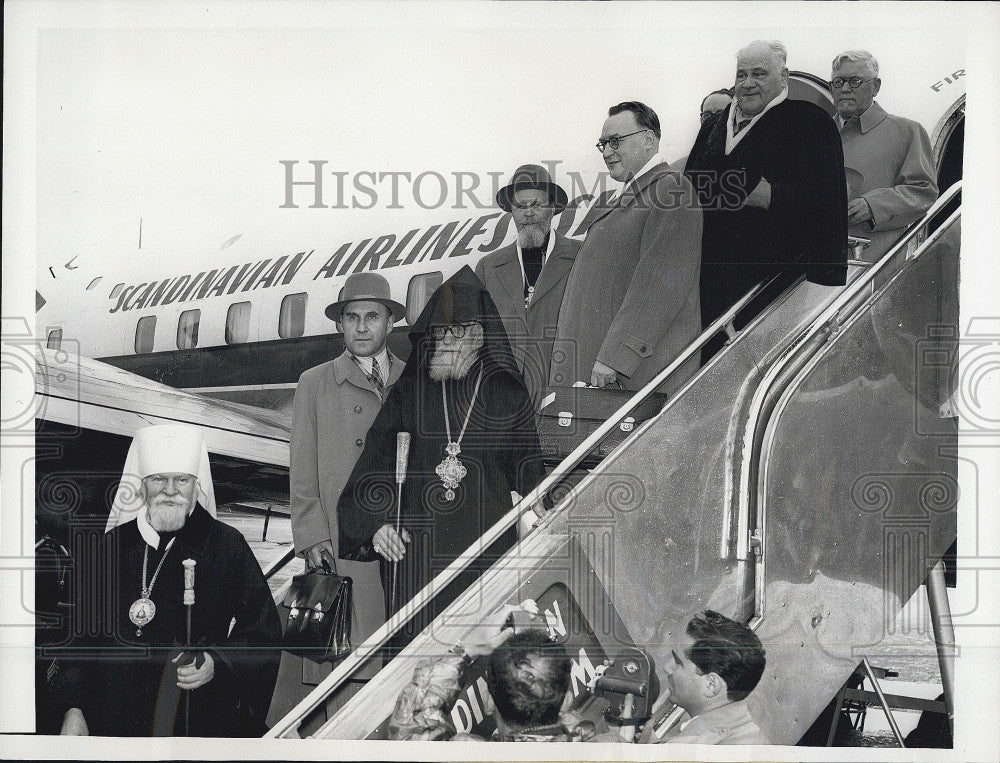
[388,606,613,742]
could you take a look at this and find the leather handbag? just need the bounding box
[279,560,353,663]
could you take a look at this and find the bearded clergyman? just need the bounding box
[52,424,281,737]
[337,266,544,650]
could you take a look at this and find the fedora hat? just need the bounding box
[495,163,569,214]
[324,272,407,322]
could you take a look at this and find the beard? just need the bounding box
[428,340,481,381]
[147,498,192,532]
[516,223,549,249]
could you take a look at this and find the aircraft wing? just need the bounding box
[35,346,290,467]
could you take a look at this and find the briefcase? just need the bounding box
[279,560,353,663]
[537,386,668,467]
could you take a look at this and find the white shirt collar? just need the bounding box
[610,152,664,201]
[351,348,390,380]
[725,88,788,154]
[625,151,664,193]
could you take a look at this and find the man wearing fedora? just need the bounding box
[475,164,580,407]
[268,271,406,726]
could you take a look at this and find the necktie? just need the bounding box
[735,118,752,134]
[369,356,384,398]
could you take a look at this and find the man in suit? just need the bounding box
[640,610,769,745]
[685,40,848,339]
[269,271,406,724]
[475,164,580,407]
[832,49,938,262]
[550,101,702,395]
[700,88,734,125]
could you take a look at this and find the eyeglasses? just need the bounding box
[430,322,478,340]
[595,129,648,153]
[830,76,874,89]
[700,109,725,123]
[511,198,552,211]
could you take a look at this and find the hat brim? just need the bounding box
[496,181,569,214]
[325,297,407,323]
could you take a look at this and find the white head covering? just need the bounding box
[107,424,217,533]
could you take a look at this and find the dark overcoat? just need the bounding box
[51,506,281,736]
[685,98,849,326]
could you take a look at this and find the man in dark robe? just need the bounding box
[685,39,848,341]
[338,266,544,647]
[53,424,281,737]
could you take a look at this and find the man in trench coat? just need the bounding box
[268,272,406,727]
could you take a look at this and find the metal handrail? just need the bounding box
[733,183,961,620]
[267,179,961,736]
[265,272,775,737]
[264,546,296,581]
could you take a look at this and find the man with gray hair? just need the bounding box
[53,424,281,736]
[685,40,848,345]
[831,50,938,261]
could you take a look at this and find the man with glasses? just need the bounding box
[475,164,581,407]
[685,40,848,349]
[550,101,702,396]
[832,50,938,262]
[701,88,734,124]
[338,267,544,653]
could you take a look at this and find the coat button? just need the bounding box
[639,344,648,353]
[355,438,364,447]
[354,405,362,413]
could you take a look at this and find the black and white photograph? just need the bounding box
[2,1,998,760]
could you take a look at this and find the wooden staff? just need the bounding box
[392,432,411,612]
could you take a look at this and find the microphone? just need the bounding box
[395,432,411,485]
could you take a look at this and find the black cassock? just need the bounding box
[51,505,281,736]
[338,266,545,648]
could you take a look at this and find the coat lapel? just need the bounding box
[528,234,576,308]
[494,246,527,319]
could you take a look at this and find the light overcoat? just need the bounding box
[289,349,404,668]
[474,232,580,405]
[842,101,939,262]
[549,163,702,395]
[647,700,770,745]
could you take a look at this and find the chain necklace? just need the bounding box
[129,537,176,636]
[435,369,482,501]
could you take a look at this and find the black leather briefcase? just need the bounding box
[279,560,353,663]
[536,386,668,467]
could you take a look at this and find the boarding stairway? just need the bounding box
[267,184,961,743]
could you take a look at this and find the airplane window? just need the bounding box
[279,293,307,339]
[110,283,125,299]
[226,301,252,344]
[46,328,63,350]
[177,309,200,350]
[135,315,156,354]
[86,277,103,291]
[406,271,443,325]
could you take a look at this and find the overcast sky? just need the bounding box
[21,1,984,273]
